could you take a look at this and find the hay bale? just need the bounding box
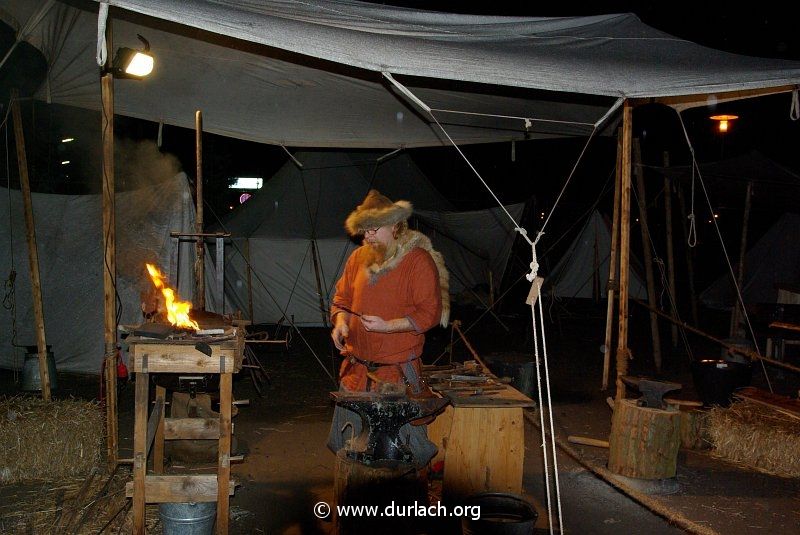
[0,396,105,484]
[706,399,800,478]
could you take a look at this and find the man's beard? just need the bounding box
[362,240,396,266]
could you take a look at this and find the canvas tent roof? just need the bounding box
[700,212,800,309]
[543,210,646,300]
[206,150,522,325]
[3,1,800,148]
[0,173,196,374]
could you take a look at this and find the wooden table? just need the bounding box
[125,328,243,534]
[426,384,535,503]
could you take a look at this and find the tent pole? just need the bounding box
[662,151,679,349]
[729,180,753,339]
[11,90,51,403]
[602,129,623,391]
[676,181,699,326]
[633,138,662,373]
[615,101,633,400]
[310,239,330,328]
[100,22,118,468]
[195,110,205,310]
[245,239,254,322]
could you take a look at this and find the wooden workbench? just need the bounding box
[426,383,535,504]
[126,328,243,534]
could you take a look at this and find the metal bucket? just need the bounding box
[461,493,538,535]
[21,346,58,391]
[159,502,216,535]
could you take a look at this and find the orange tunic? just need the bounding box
[332,245,442,391]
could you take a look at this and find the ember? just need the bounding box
[144,263,200,330]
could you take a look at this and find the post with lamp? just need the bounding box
[97,10,154,527]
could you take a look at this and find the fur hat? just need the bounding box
[345,189,412,236]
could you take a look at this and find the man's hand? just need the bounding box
[332,322,349,350]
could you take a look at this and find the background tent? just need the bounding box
[701,212,800,309]
[205,150,523,325]
[543,210,647,300]
[0,173,196,373]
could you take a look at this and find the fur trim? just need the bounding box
[364,230,450,327]
[345,190,413,236]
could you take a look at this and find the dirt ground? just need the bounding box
[1,303,799,534]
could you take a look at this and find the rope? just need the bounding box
[674,110,772,392]
[531,280,564,533]
[96,2,109,67]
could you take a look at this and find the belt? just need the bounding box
[347,354,419,372]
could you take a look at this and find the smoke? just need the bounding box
[115,138,182,191]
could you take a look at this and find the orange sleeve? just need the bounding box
[405,249,442,333]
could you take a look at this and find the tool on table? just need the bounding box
[621,375,682,410]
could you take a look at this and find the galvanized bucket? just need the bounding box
[21,346,58,391]
[159,502,216,535]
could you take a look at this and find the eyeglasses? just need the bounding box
[362,227,381,235]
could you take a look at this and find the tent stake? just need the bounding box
[11,90,51,403]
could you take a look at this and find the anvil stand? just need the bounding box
[331,391,449,535]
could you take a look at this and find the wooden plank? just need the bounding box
[164,418,221,440]
[11,90,51,402]
[426,405,454,466]
[568,435,610,448]
[603,131,623,390]
[125,475,236,503]
[615,101,633,400]
[442,406,524,504]
[734,386,800,421]
[154,385,166,474]
[131,347,235,374]
[133,372,148,535]
[217,372,233,534]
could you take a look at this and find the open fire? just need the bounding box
[144,263,200,330]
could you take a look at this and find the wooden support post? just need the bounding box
[195,110,205,310]
[99,20,118,467]
[11,90,51,402]
[615,101,633,400]
[245,239,254,322]
[662,152,679,349]
[217,372,232,534]
[633,139,662,373]
[133,372,148,535]
[154,385,166,474]
[729,180,753,339]
[603,130,623,390]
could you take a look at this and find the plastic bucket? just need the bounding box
[21,346,58,391]
[159,502,216,535]
[691,359,752,407]
[461,493,537,535]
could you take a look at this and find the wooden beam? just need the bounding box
[10,90,51,402]
[195,110,205,309]
[125,475,236,503]
[602,129,623,390]
[647,85,797,112]
[615,100,633,400]
[100,21,118,467]
[217,372,233,534]
[153,386,166,474]
[633,138,662,373]
[131,348,237,374]
[133,372,148,535]
[662,151,678,349]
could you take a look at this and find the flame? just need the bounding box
[145,263,200,330]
